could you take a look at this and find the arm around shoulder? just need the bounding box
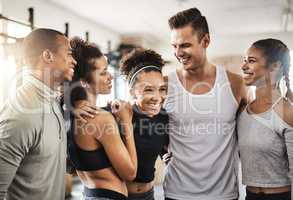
[88,113,137,181]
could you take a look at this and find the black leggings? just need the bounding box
[165,198,238,200]
[83,187,127,200]
[127,188,154,200]
[246,189,291,200]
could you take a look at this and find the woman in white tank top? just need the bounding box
[238,38,293,200]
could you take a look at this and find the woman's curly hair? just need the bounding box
[119,48,165,84]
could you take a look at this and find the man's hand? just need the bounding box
[162,152,172,165]
[72,102,99,123]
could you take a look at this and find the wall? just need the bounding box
[208,32,293,58]
[0,0,122,104]
[212,55,243,74]
[155,30,293,77]
[1,0,121,51]
[0,0,2,13]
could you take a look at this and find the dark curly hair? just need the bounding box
[119,48,165,86]
[252,38,292,99]
[70,37,103,83]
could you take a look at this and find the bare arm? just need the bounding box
[89,111,137,181]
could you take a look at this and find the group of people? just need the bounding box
[0,7,292,200]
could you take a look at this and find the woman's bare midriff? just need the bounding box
[127,181,154,194]
[77,168,128,196]
[247,185,291,194]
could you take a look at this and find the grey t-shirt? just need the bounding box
[0,75,66,200]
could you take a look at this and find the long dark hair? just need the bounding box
[252,38,292,100]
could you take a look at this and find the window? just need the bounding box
[0,20,30,105]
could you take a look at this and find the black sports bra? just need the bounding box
[68,106,115,171]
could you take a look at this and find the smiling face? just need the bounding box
[171,25,209,71]
[89,56,113,94]
[131,71,167,117]
[241,46,283,87]
[242,46,269,87]
[50,35,76,82]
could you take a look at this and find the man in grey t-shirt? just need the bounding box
[0,28,76,200]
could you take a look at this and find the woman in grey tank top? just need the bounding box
[238,39,293,200]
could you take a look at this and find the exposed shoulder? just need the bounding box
[83,109,117,138]
[87,108,116,125]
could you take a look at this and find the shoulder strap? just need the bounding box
[272,96,283,108]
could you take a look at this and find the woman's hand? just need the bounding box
[110,100,133,123]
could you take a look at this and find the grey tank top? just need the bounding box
[163,66,239,200]
[238,98,293,188]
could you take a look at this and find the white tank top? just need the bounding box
[163,65,239,200]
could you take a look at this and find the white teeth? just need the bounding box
[148,103,160,108]
[243,73,253,79]
[180,58,189,63]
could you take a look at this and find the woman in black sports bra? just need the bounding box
[67,37,137,200]
[119,48,169,200]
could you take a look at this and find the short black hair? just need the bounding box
[168,7,209,40]
[70,37,103,83]
[119,48,165,85]
[23,28,64,67]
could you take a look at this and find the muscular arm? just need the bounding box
[89,113,137,181]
